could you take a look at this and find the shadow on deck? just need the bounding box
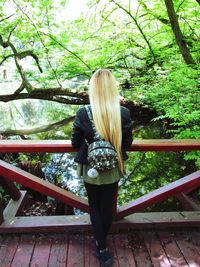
[0,228,200,267]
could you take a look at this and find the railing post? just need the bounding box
[176,192,200,211]
[0,194,3,224]
[0,176,21,200]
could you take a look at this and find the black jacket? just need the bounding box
[71,105,133,164]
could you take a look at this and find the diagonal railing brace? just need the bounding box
[0,160,89,213]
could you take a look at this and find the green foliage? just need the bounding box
[143,64,200,167]
[118,121,197,207]
[119,151,189,207]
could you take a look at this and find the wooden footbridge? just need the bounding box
[0,139,200,266]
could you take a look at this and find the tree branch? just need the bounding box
[47,34,92,71]
[0,116,75,136]
[13,0,62,86]
[0,86,157,129]
[110,0,156,60]
[8,24,18,42]
[13,83,26,95]
[0,89,88,104]
[0,14,15,23]
[0,34,34,92]
[17,50,43,73]
[120,153,146,187]
[176,0,187,12]
[0,54,14,65]
[138,0,170,24]
[0,50,43,73]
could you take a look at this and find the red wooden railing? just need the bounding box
[0,139,199,153]
[0,139,200,233]
[116,170,200,219]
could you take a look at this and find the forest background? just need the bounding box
[0,0,199,213]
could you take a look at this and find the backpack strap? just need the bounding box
[85,105,93,125]
[85,105,101,140]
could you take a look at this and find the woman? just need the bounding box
[71,69,133,267]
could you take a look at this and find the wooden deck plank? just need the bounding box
[127,231,152,267]
[48,234,68,267]
[174,231,200,266]
[157,231,188,267]
[113,234,136,267]
[30,234,51,267]
[11,234,35,267]
[188,230,200,255]
[84,234,100,267]
[66,234,84,267]
[142,231,171,267]
[0,235,7,264]
[107,235,119,267]
[0,229,200,267]
[0,235,19,267]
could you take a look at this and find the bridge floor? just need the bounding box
[0,228,200,267]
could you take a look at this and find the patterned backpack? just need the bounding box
[85,105,118,172]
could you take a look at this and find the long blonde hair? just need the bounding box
[89,69,123,172]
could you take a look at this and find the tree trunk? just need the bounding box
[164,0,196,65]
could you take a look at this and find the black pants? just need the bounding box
[84,181,118,250]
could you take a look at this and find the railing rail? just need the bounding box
[0,139,199,152]
[0,139,200,232]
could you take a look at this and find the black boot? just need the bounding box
[96,248,113,267]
